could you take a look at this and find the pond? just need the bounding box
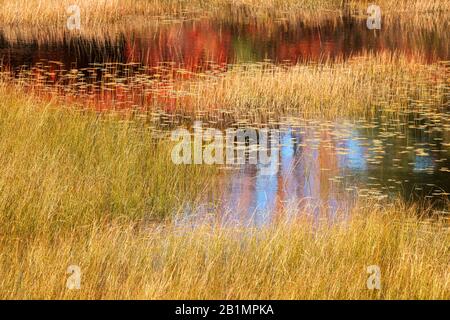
[0,15,448,69]
[178,110,449,226]
[1,15,448,223]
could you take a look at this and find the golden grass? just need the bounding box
[0,201,448,299]
[0,87,217,236]
[0,83,448,299]
[3,53,445,119]
[362,0,450,13]
[0,0,448,26]
[188,54,447,118]
[0,0,339,25]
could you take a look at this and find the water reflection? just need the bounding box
[186,113,449,226]
[1,15,448,70]
[1,14,448,226]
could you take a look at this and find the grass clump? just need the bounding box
[3,53,446,119]
[0,88,215,236]
[0,201,448,299]
[169,54,448,119]
[0,0,448,26]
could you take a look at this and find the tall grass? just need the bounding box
[190,54,447,118]
[3,53,445,119]
[0,201,448,299]
[0,81,448,299]
[0,0,448,26]
[0,87,216,236]
[0,0,340,25]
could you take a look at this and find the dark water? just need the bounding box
[1,16,448,222]
[180,111,450,226]
[0,16,448,70]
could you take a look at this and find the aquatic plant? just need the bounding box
[1,53,446,119]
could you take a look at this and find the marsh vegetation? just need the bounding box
[0,0,448,299]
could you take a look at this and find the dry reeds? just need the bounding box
[0,200,448,299]
[1,53,446,119]
[0,0,448,26]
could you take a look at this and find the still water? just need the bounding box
[179,110,450,225]
[0,15,448,69]
[1,16,448,222]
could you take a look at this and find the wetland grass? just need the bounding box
[0,67,448,300]
[2,53,446,119]
[0,0,448,26]
[192,54,447,119]
[0,87,216,236]
[0,200,448,299]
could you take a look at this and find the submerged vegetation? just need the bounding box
[2,53,447,119]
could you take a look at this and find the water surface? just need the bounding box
[1,16,448,223]
[1,15,448,70]
[177,110,449,226]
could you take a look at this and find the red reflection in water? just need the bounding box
[0,17,447,112]
[125,21,232,70]
[1,16,446,71]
